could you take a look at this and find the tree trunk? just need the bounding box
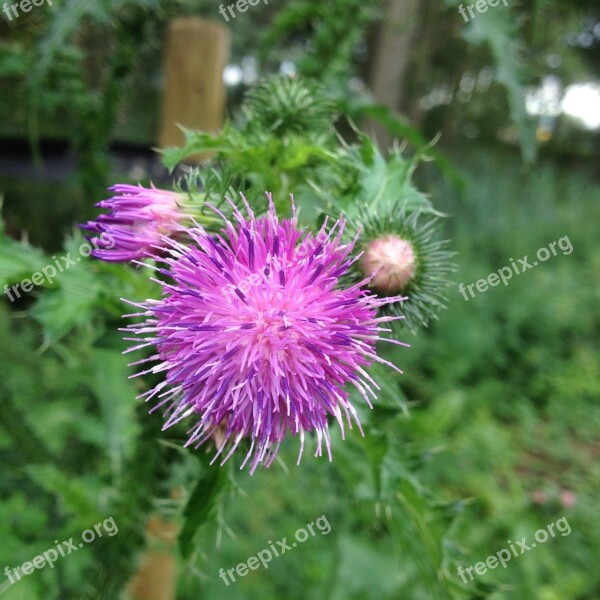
[366,0,421,152]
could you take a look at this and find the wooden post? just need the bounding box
[127,515,178,600]
[159,18,230,162]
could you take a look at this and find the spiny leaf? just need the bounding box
[0,218,49,287]
[357,104,467,194]
[161,125,242,171]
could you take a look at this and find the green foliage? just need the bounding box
[0,0,195,199]
[464,11,537,164]
[2,130,599,600]
[168,149,599,600]
[0,229,158,342]
[179,455,231,559]
[443,0,537,163]
[353,104,467,195]
[0,217,49,285]
[338,133,439,217]
[393,147,600,598]
[30,263,104,342]
[163,76,454,234]
[260,0,381,80]
[162,77,344,216]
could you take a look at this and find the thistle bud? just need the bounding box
[345,208,455,332]
[361,235,417,293]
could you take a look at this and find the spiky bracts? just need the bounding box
[243,75,336,136]
[354,206,455,332]
[123,194,407,474]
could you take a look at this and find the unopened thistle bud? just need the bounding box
[360,235,417,293]
[349,208,455,332]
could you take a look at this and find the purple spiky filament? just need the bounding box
[123,193,408,474]
[360,235,417,293]
[81,184,185,262]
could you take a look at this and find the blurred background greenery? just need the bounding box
[1,0,599,599]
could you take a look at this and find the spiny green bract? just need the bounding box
[243,75,336,136]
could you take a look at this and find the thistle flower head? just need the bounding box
[81,184,186,262]
[125,194,406,474]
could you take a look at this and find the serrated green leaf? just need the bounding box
[358,104,466,194]
[27,233,108,341]
[466,16,537,163]
[86,348,139,481]
[30,266,103,341]
[351,139,439,217]
[0,231,49,287]
[161,126,241,170]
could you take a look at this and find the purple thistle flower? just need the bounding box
[124,193,407,474]
[81,184,185,262]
